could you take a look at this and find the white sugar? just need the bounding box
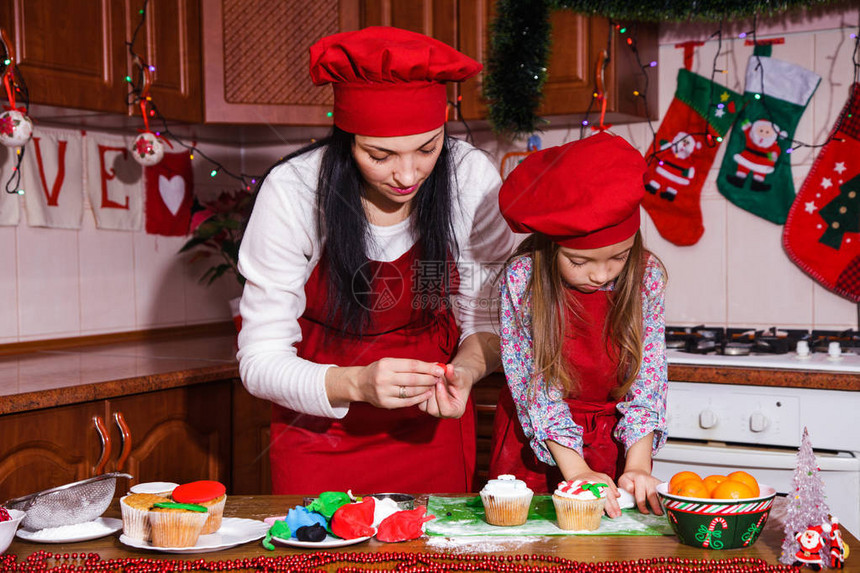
[426,535,534,554]
[27,520,115,540]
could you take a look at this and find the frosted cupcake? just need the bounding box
[149,502,209,547]
[171,481,226,535]
[120,493,171,541]
[479,474,533,526]
[552,480,608,531]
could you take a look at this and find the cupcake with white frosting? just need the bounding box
[479,474,533,526]
[552,480,608,531]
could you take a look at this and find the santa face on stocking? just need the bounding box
[645,131,702,202]
[727,119,787,192]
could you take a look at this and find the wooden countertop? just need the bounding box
[0,325,856,417]
[0,325,240,416]
[5,495,858,572]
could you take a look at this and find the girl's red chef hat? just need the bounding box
[498,132,647,249]
[309,26,481,137]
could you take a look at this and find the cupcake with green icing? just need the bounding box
[149,502,209,547]
[171,480,226,534]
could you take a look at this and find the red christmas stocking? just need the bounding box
[783,84,860,302]
[643,69,742,245]
[145,151,193,236]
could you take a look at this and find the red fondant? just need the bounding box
[376,507,435,542]
[171,480,226,503]
[331,497,376,539]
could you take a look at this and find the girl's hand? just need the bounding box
[565,471,622,518]
[418,363,474,419]
[617,469,663,515]
[352,358,441,409]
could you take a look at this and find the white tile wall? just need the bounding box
[0,9,856,343]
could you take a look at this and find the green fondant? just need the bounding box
[152,502,208,513]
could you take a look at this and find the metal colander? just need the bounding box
[4,472,131,531]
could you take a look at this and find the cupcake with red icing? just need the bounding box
[171,481,226,534]
[552,480,608,531]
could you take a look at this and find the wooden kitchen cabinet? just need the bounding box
[0,382,232,501]
[0,401,104,501]
[231,380,272,495]
[0,0,202,122]
[200,0,360,125]
[106,382,232,486]
[458,4,658,124]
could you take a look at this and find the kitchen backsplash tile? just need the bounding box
[0,227,18,343]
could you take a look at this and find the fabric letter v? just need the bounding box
[32,137,67,206]
[21,126,84,229]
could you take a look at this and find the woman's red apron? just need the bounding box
[269,245,476,495]
[489,288,623,493]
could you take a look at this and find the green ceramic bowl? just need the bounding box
[656,482,777,550]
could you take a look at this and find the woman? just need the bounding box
[237,26,516,495]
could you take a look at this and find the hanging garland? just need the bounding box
[484,0,840,137]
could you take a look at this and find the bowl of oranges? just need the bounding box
[657,471,776,550]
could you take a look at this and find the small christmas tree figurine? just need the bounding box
[780,427,833,568]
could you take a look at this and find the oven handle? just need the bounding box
[654,442,859,472]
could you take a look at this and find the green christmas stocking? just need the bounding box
[717,45,820,224]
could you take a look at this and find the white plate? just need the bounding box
[272,534,372,549]
[119,517,268,554]
[16,518,123,543]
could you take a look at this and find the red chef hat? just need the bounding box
[498,132,647,249]
[309,26,481,137]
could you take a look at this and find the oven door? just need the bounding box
[652,440,860,537]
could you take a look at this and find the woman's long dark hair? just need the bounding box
[272,127,458,335]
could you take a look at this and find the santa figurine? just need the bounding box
[727,118,786,192]
[794,523,832,571]
[830,517,847,569]
[645,131,701,202]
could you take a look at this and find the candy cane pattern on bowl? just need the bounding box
[656,483,777,550]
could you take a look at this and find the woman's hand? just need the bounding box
[617,469,663,515]
[326,358,442,409]
[418,363,475,418]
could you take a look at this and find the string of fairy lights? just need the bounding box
[2,6,858,196]
[126,0,263,191]
[0,29,31,195]
[626,16,860,166]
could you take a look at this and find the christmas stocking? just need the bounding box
[783,84,860,302]
[643,69,741,245]
[144,151,193,236]
[717,45,820,224]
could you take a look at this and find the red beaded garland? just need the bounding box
[0,551,801,573]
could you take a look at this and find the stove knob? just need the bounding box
[749,411,769,433]
[699,409,717,429]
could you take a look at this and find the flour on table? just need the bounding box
[26,520,116,540]
[426,535,534,554]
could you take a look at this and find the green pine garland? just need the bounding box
[484,0,839,136]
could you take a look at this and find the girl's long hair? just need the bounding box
[513,231,662,400]
[283,126,458,334]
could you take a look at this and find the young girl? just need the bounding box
[489,132,667,517]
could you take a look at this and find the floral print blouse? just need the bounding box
[499,254,668,465]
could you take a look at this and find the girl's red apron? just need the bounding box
[489,288,623,493]
[269,245,476,495]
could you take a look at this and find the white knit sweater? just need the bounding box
[237,139,517,419]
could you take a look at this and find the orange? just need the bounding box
[727,471,760,496]
[703,475,727,495]
[711,479,756,500]
[669,471,702,490]
[670,478,710,498]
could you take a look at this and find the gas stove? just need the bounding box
[665,325,860,373]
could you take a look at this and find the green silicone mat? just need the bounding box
[425,495,673,537]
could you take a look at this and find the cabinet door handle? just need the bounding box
[93,415,112,476]
[114,412,132,472]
